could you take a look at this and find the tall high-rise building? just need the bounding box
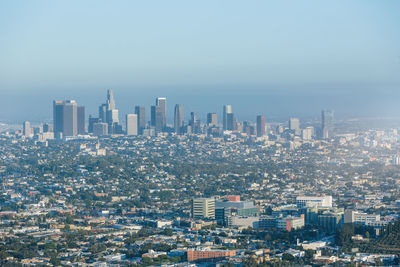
[98,89,120,134]
[98,104,107,122]
[151,105,163,133]
[135,106,146,134]
[63,100,78,137]
[156,97,166,129]
[151,97,166,132]
[53,100,83,137]
[53,100,65,135]
[151,106,156,127]
[227,113,235,131]
[223,105,232,131]
[126,114,138,135]
[190,112,196,127]
[174,104,184,134]
[321,110,334,139]
[256,115,266,137]
[289,118,300,135]
[77,106,85,134]
[107,109,119,125]
[23,121,31,137]
[207,113,218,127]
[189,112,201,134]
[107,89,116,110]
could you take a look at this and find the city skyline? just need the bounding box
[18,89,337,140]
[8,87,400,137]
[7,88,341,139]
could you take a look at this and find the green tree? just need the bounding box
[142,257,152,265]
[282,253,295,262]
[162,228,173,236]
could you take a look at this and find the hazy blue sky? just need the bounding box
[1,0,400,123]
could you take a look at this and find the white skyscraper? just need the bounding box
[126,114,138,136]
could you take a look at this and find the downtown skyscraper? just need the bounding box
[53,100,85,137]
[156,97,166,129]
[151,97,166,133]
[126,114,138,136]
[135,106,146,134]
[98,89,120,134]
[321,110,334,139]
[223,105,232,131]
[256,115,266,137]
[106,89,119,127]
[174,104,183,134]
[23,121,31,137]
[226,113,236,131]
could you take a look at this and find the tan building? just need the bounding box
[187,250,236,262]
[192,197,215,219]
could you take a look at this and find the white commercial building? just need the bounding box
[192,197,215,219]
[126,114,138,136]
[344,210,386,226]
[301,127,314,140]
[289,118,300,135]
[296,196,332,208]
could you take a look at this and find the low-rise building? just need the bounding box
[187,249,236,262]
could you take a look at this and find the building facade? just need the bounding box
[322,110,334,139]
[126,114,138,135]
[207,113,218,127]
[296,196,333,208]
[187,250,236,262]
[135,106,146,134]
[223,105,232,131]
[53,100,84,137]
[256,115,266,137]
[289,118,300,135]
[192,198,215,219]
[174,104,184,134]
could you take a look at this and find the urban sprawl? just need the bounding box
[1,89,400,266]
